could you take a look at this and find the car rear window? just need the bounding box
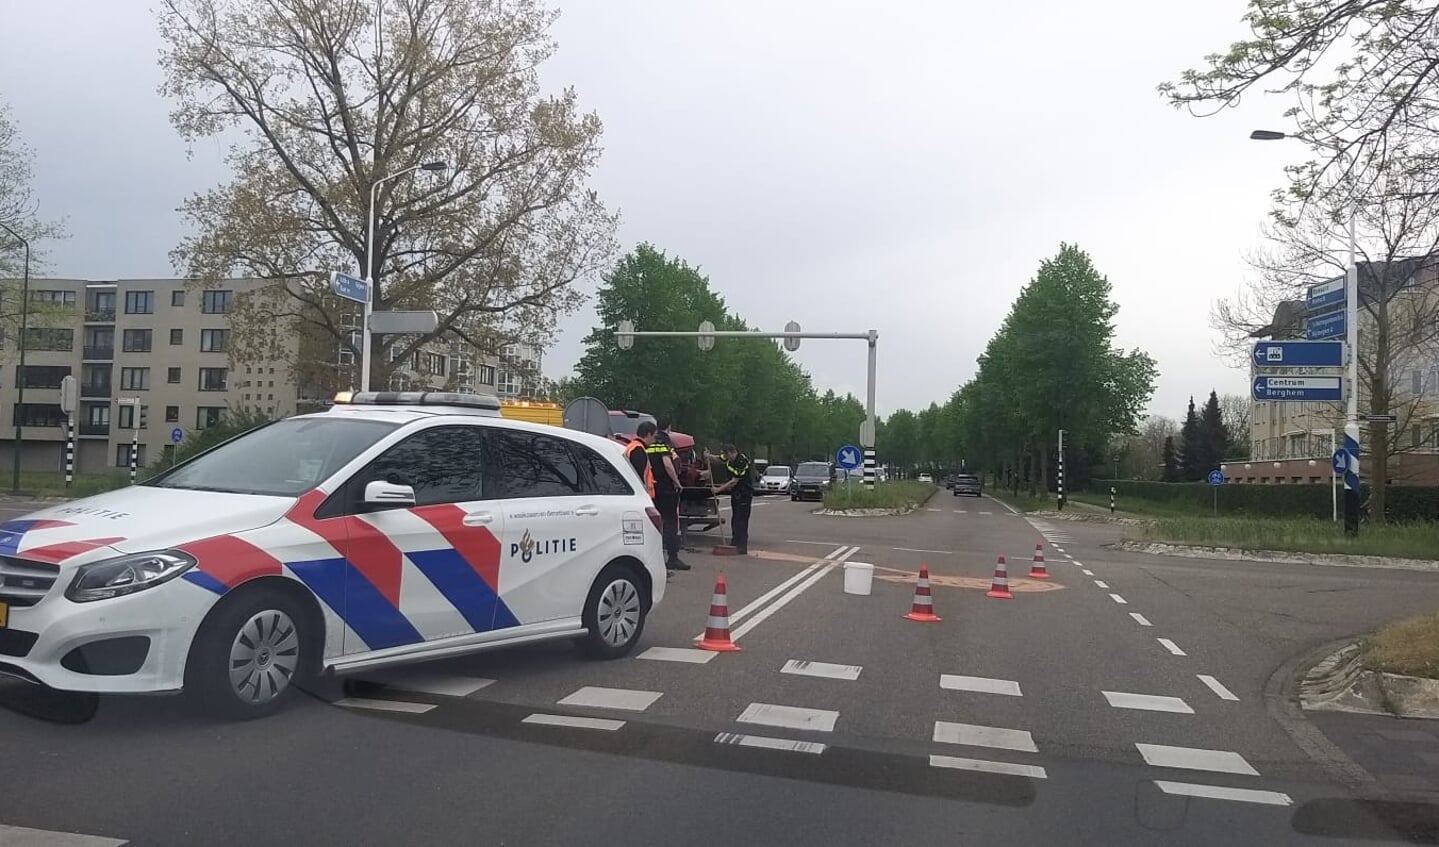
[796,463,829,477]
[957,475,979,483]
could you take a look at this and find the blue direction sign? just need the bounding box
[170,427,184,444]
[1332,450,1347,474]
[1306,309,1346,340]
[836,444,862,470]
[1252,375,1344,402]
[1207,470,1225,486]
[1307,277,1346,311]
[1251,340,1345,368]
[330,271,370,304]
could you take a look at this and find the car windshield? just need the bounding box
[796,463,829,478]
[609,413,655,437]
[764,467,790,477]
[144,416,399,497]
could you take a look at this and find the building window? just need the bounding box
[87,404,110,426]
[115,444,146,468]
[497,371,519,397]
[31,290,77,307]
[167,367,181,384]
[165,405,179,423]
[171,290,185,307]
[1414,369,1424,396]
[118,404,137,429]
[196,406,225,429]
[170,328,183,346]
[424,352,446,376]
[84,327,114,357]
[13,403,64,427]
[201,290,232,314]
[120,367,150,390]
[198,367,228,391]
[200,329,229,352]
[124,291,154,314]
[17,365,70,389]
[476,364,496,386]
[23,327,74,351]
[122,329,153,352]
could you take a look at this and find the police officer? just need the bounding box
[711,444,754,555]
[644,421,687,571]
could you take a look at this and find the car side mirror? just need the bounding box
[363,479,416,510]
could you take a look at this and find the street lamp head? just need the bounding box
[1249,129,1288,141]
[419,161,448,172]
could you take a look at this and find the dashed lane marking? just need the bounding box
[1102,691,1194,714]
[929,755,1047,780]
[1093,580,1109,588]
[728,549,854,642]
[714,732,827,755]
[1136,743,1259,776]
[557,686,663,712]
[893,546,953,554]
[1109,593,1128,605]
[1197,674,1239,701]
[1129,612,1152,627]
[1063,553,1074,559]
[1081,569,1095,576]
[1157,638,1187,656]
[335,697,436,714]
[639,646,718,664]
[522,713,626,731]
[1153,781,1291,806]
[737,703,840,732]
[933,721,1038,753]
[0,826,127,846]
[940,674,1023,697]
[782,660,863,681]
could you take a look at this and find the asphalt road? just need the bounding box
[3,491,1439,845]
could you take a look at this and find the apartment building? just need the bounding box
[0,277,509,477]
[496,341,544,399]
[1238,262,1439,485]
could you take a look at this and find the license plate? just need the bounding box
[0,601,7,629]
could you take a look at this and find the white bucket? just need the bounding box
[843,561,874,596]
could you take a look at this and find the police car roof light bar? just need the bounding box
[334,391,502,411]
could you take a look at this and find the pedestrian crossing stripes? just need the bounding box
[0,825,127,846]
[781,659,863,680]
[929,754,1048,780]
[940,674,1023,696]
[1102,691,1194,714]
[1153,781,1291,806]
[1136,743,1258,775]
[737,702,840,732]
[557,686,663,711]
[714,732,827,754]
[933,721,1037,752]
[523,713,626,731]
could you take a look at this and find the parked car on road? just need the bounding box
[790,462,835,502]
[952,473,983,497]
[758,465,792,495]
[918,472,933,483]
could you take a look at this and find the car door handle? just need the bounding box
[462,512,495,526]
[574,505,600,516]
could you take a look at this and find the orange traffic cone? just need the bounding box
[903,564,942,622]
[987,554,1013,599]
[695,575,742,652]
[1028,543,1050,579]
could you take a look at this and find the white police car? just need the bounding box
[0,392,666,718]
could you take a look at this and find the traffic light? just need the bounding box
[139,405,149,430]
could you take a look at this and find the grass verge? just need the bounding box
[1141,515,1439,561]
[1065,490,1198,517]
[823,481,936,511]
[2,471,134,500]
[1360,612,1439,679]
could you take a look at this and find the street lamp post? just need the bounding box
[1250,130,1361,535]
[360,160,447,392]
[0,222,30,493]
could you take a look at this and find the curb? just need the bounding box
[1117,540,1439,573]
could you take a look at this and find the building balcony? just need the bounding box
[80,382,112,399]
[78,422,110,437]
[84,308,116,323]
[82,346,114,361]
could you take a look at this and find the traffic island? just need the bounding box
[1301,613,1439,719]
[819,481,936,516]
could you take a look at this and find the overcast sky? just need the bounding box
[2,0,1300,419]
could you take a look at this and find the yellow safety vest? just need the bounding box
[626,440,656,497]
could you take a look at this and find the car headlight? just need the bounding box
[66,551,198,603]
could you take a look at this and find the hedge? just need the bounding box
[1089,479,1439,522]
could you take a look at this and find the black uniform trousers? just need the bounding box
[654,488,681,563]
[729,493,752,553]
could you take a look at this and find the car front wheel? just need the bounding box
[580,564,649,659]
[186,586,313,720]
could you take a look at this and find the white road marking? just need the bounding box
[728,550,853,642]
[979,511,993,515]
[1071,561,1083,567]
[557,686,663,712]
[1093,580,1109,588]
[714,732,827,754]
[737,702,840,732]
[1136,743,1259,775]
[1054,547,1065,554]
[1129,612,1153,627]
[991,496,1023,515]
[374,674,495,697]
[929,755,1047,779]
[1102,691,1194,714]
[933,721,1038,752]
[782,659,863,681]
[940,674,1023,697]
[1157,638,1187,656]
[1153,781,1291,806]
[1197,674,1240,701]
[784,539,845,546]
[1081,569,1095,576]
[523,713,626,731]
[893,546,953,554]
[638,646,718,664]
[0,825,127,846]
[725,559,829,627]
[1064,553,1074,559]
[1110,593,1128,605]
[954,509,968,514]
[926,508,942,512]
[334,697,437,714]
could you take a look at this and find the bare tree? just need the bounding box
[0,99,66,276]
[1214,155,1439,521]
[1218,393,1251,458]
[156,0,617,387]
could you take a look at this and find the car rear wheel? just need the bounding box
[186,586,314,720]
[580,564,649,659]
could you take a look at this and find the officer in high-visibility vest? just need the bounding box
[710,444,754,555]
[639,420,686,570]
[624,424,656,498]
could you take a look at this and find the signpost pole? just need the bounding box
[863,330,877,491]
[1056,429,1066,510]
[65,417,74,488]
[1331,428,1338,523]
[1343,214,1360,536]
